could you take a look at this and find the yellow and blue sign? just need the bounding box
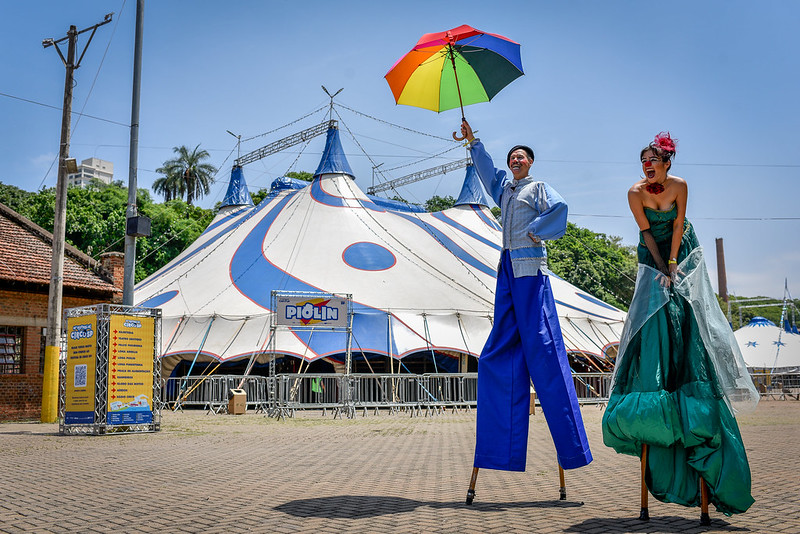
[107,314,155,425]
[64,316,98,424]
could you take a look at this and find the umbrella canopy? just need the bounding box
[385,24,523,114]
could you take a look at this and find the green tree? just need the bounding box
[62,183,129,258]
[285,170,313,182]
[135,200,214,281]
[547,222,637,310]
[155,144,217,205]
[424,195,456,212]
[0,183,34,213]
[152,175,183,202]
[250,187,270,206]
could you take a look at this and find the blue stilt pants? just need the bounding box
[474,251,593,471]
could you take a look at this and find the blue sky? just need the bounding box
[1,1,798,299]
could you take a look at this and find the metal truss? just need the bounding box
[234,120,337,167]
[366,158,472,195]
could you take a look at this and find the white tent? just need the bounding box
[135,127,626,377]
[734,316,800,372]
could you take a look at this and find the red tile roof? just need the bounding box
[0,202,119,295]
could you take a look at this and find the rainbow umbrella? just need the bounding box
[385,24,523,138]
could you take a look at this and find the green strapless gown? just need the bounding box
[602,205,757,516]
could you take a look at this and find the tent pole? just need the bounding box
[422,313,439,373]
[174,316,215,410]
[344,307,354,417]
[388,311,399,403]
[179,361,222,405]
[162,316,186,356]
[352,332,388,404]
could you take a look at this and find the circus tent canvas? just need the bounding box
[135,126,626,377]
[734,316,800,372]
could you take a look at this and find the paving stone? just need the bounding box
[0,401,797,533]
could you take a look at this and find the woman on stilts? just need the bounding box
[602,132,759,524]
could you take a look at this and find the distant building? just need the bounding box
[67,157,114,188]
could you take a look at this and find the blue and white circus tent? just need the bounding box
[135,126,626,377]
[734,316,800,372]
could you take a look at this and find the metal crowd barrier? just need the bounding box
[162,371,800,416]
[161,372,618,415]
[163,375,271,412]
[750,372,800,400]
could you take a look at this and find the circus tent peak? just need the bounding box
[743,316,776,327]
[220,165,253,208]
[314,127,354,180]
[454,164,490,208]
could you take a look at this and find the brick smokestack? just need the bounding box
[715,238,728,302]
[100,252,125,294]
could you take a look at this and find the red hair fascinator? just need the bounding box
[653,132,677,154]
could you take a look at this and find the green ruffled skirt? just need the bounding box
[602,213,754,516]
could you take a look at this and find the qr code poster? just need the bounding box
[65,315,98,423]
[73,364,88,388]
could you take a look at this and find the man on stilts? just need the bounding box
[461,120,592,497]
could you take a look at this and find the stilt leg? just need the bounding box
[466,467,479,505]
[558,465,567,500]
[700,477,711,526]
[639,444,650,521]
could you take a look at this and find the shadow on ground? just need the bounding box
[565,515,749,533]
[274,495,582,519]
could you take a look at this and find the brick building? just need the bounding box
[0,202,122,421]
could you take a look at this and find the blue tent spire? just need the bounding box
[454,164,490,207]
[313,127,354,179]
[221,165,253,207]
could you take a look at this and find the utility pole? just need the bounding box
[41,13,113,423]
[124,0,148,305]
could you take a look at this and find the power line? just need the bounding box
[336,102,455,142]
[540,159,800,169]
[571,213,800,221]
[0,91,129,127]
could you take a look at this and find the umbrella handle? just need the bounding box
[452,114,467,141]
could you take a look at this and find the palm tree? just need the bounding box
[155,144,217,205]
[151,174,183,202]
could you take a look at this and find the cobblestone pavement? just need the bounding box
[0,401,798,533]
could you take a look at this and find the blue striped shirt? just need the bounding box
[469,139,568,277]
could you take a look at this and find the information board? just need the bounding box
[64,315,98,424]
[107,314,155,425]
[275,295,349,327]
